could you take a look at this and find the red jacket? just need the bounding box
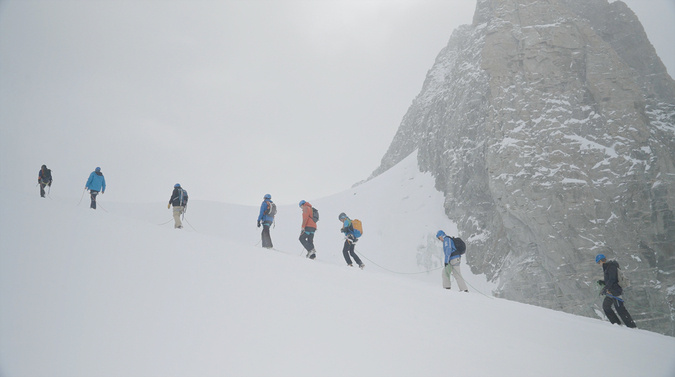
[301,203,317,229]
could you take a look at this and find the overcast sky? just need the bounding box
[1,0,673,206]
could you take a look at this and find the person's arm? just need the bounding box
[85,173,93,189]
[301,206,310,229]
[443,238,451,264]
[258,202,268,225]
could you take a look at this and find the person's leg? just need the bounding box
[306,232,315,251]
[450,258,469,291]
[602,296,621,324]
[349,243,363,266]
[306,232,316,258]
[90,191,98,209]
[40,183,46,197]
[342,240,353,265]
[442,264,452,289]
[262,224,272,248]
[615,300,637,328]
[299,232,311,251]
[173,206,183,228]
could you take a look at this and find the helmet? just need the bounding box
[299,200,306,207]
[174,183,181,188]
[595,254,606,263]
[95,167,101,172]
[338,212,347,220]
[264,194,271,199]
[436,230,446,239]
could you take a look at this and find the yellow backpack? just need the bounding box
[352,219,363,238]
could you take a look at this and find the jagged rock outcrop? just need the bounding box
[373,0,675,335]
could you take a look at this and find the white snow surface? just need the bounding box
[2,154,674,377]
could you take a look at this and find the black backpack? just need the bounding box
[312,207,319,222]
[451,237,466,255]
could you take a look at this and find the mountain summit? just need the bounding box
[374,0,675,335]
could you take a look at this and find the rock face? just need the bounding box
[373,0,675,335]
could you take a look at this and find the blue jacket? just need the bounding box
[442,236,461,263]
[86,171,106,192]
[258,200,274,225]
[341,218,355,237]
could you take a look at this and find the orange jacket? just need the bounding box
[301,202,317,229]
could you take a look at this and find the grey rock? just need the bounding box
[373,0,675,335]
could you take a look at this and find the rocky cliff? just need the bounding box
[373,0,675,335]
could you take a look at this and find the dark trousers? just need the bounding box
[261,224,273,248]
[603,295,636,328]
[342,239,362,266]
[299,228,316,251]
[90,190,99,209]
[39,183,47,197]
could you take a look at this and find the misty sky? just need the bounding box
[1,0,673,206]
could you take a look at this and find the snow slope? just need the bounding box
[1,154,674,377]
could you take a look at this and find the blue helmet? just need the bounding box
[595,254,606,263]
[174,183,181,188]
[299,200,306,207]
[436,230,446,238]
[264,194,271,199]
[95,167,101,172]
[338,212,347,220]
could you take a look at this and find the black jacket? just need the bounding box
[602,260,622,296]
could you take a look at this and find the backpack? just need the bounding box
[40,169,52,183]
[351,219,363,238]
[312,207,319,222]
[178,189,188,206]
[451,237,466,255]
[265,201,277,216]
[618,267,630,288]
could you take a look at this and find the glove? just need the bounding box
[257,221,261,228]
[597,280,605,286]
[168,203,171,209]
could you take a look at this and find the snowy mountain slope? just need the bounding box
[99,153,484,289]
[372,0,675,336]
[2,154,674,377]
